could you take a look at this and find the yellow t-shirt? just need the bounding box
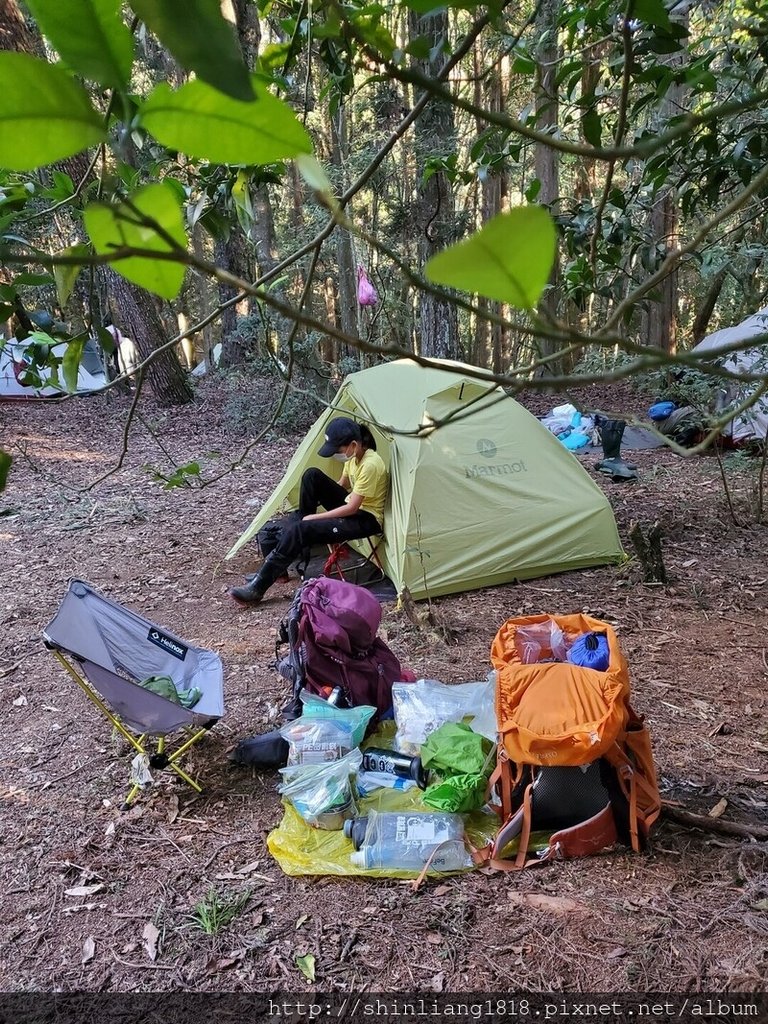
[346,449,388,525]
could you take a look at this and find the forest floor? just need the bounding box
[2,374,768,996]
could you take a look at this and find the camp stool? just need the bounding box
[43,579,224,810]
[323,534,385,587]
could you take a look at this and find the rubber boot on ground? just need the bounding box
[596,420,638,480]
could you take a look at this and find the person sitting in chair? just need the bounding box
[229,417,388,607]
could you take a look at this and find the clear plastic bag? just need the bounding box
[279,718,356,766]
[392,679,492,755]
[299,692,376,748]
[356,771,417,796]
[515,618,569,664]
[278,748,363,830]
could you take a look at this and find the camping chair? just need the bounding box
[323,533,385,587]
[43,579,224,809]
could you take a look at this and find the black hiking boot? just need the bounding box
[280,692,303,721]
[231,551,291,607]
[229,580,266,607]
[246,571,290,584]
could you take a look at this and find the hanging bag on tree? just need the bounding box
[486,613,661,869]
[357,264,378,307]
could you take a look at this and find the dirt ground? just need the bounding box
[2,376,768,996]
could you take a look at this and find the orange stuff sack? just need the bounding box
[487,614,660,869]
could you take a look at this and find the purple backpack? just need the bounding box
[275,577,404,721]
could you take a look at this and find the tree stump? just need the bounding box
[629,520,667,583]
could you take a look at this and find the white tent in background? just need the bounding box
[692,307,768,442]
[0,338,108,399]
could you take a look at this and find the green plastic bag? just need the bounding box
[138,674,202,709]
[421,722,495,813]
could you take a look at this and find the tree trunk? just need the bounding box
[0,0,36,51]
[410,9,461,360]
[216,0,261,366]
[533,0,561,374]
[692,267,728,345]
[215,232,254,367]
[645,11,688,353]
[473,45,507,372]
[107,271,193,406]
[331,106,358,355]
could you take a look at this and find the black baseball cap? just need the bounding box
[318,417,362,458]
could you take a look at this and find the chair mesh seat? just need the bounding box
[44,579,224,735]
[43,579,225,808]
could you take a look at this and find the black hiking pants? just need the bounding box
[254,469,381,594]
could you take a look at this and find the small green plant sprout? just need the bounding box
[190,887,251,935]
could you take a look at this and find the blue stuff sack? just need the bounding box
[649,401,676,421]
[561,431,591,450]
[567,631,610,672]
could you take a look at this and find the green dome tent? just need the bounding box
[226,359,624,599]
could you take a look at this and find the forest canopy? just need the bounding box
[1,0,768,459]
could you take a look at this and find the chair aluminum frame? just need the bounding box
[43,579,224,809]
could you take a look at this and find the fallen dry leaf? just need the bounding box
[143,921,161,961]
[236,861,261,875]
[432,884,452,897]
[166,794,179,824]
[296,953,316,982]
[425,931,443,945]
[64,884,104,898]
[708,797,728,818]
[81,936,95,964]
[508,893,585,914]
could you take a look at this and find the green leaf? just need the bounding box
[84,181,187,300]
[582,107,602,148]
[140,79,313,165]
[0,449,11,493]
[53,243,90,307]
[295,953,316,982]
[12,273,55,287]
[61,338,85,393]
[296,155,339,212]
[129,0,253,102]
[425,207,557,311]
[634,0,672,30]
[406,0,485,11]
[0,53,105,171]
[24,0,133,89]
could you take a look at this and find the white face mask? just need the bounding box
[332,452,349,462]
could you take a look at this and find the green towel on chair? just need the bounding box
[138,675,202,709]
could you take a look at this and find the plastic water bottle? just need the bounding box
[344,811,470,871]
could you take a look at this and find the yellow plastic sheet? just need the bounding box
[268,722,501,878]
[267,785,500,878]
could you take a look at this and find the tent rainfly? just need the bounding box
[692,307,768,442]
[227,359,624,599]
[0,338,107,399]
